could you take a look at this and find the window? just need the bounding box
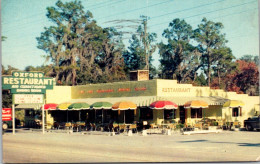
[140,107,153,120]
[164,110,176,119]
[232,107,242,117]
[191,108,202,118]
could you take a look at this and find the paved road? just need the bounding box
[3,130,260,163]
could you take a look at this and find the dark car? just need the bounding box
[244,115,260,131]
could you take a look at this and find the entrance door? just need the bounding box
[179,106,186,124]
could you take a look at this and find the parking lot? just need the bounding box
[3,129,260,163]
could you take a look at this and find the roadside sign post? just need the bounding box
[12,104,15,134]
[42,104,45,134]
[2,71,55,135]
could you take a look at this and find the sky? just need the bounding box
[1,0,259,70]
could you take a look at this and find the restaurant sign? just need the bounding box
[72,80,157,99]
[2,71,55,94]
[13,94,44,104]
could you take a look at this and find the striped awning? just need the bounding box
[69,96,157,107]
[66,96,229,108]
[223,100,245,108]
[112,101,137,110]
[57,103,72,110]
[157,96,229,106]
[15,104,42,109]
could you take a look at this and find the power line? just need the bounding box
[3,0,257,39]
[6,7,258,51]
[86,0,115,9]
[97,0,173,20]
[88,0,126,10]
[149,0,257,28]
[149,7,258,43]
[2,0,113,25]
[2,0,127,33]
[150,0,224,20]
[152,6,258,32]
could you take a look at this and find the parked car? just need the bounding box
[2,121,9,130]
[2,119,21,130]
[244,115,260,131]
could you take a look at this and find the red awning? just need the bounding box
[150,101,178,110]
[43,103,58,110]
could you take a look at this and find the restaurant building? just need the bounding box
[44,74,259,129]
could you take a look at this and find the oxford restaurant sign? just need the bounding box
[2,71,55,94]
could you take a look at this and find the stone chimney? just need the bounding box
[130,70,149,81]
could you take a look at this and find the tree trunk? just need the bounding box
[207,50,211,87]
[218,68,221,87]
[208,64,211,86]
[71,53,76,86]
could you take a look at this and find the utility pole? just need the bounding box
[105,16,153,71]
[143,17,149,70]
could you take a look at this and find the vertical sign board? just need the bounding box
[2,71,55,134]
[2,108,12,121]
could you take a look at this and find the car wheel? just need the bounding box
[246,124,253,131]
[2,123,8,130]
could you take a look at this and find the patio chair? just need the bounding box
[128,124,138,134]
[167,124,176,131]
[57,122,65,130]
[233,121,240,128]
[65,122,72,130]
[194,122,203,130]
[202,123,209,130]
[119,124,126,133]
[112,124,119,133]
[150,124,160,134]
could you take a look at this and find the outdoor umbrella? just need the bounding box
[68,102,90,110]
[112,101,137,124]
[91,102,113,109]
[184,100,209,123]
[91,102,112,124]
[68,102,90,121]
[149,100,178,124]
[184,100,208,108]
[57,103,72,110]
[223,100,244,108]
[150,100,178,109]
[57,103,72,122]
[42,103,58,110]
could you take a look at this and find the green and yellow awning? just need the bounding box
[57,103,72,110]
[112,101,137,110]
[68,102,90,110]
[91,102,112,110]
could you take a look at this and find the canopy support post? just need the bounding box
[102,109,104,125]
[124,110,125,124]
[42,104,45,134]
[12,104,15,134]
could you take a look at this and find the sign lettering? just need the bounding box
[13,94,44,104]
[162,88,191,92]
[2,71,55,94]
